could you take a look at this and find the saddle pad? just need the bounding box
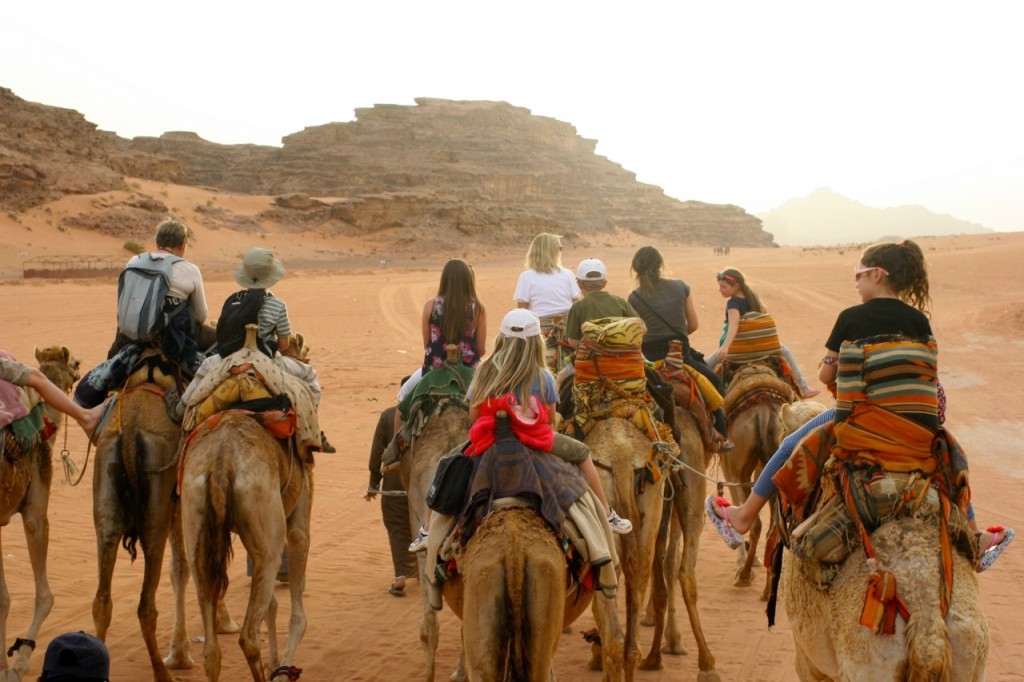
[726,312,783,364]
[835,335,938,431]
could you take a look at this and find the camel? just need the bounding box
[435,415,625,682]
[782,515,988,680]
[401,358,624,681]
[0,346,79,682]
[399,400,472,682]
[446,505,624,682]
[585,416,668,681]
[641,406,721,681]
[719,365,795,591]
[451,509,567,681]
[91,353,239,682]
[179,329,312,682]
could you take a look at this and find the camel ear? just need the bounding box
[61,346,71,363]
[34,346,42,362]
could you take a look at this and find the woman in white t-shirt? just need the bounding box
[512,233,580,371]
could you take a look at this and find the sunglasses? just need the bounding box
[856,262,888,278]
[716,272,738,283]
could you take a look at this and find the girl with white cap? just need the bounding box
[409,308,631,551]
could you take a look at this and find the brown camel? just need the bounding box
[585,416,668,680]
[91,355,239,682]
[782,516,988,680]
[446,507,624,682]
[642,406,721,681]
[180,409,311,682]
[0,346,79,681]
[719,366,795,591]
[399,401,472,682]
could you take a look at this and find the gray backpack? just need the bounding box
[116,253,184,341]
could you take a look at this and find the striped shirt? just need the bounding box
[258,292,291,349]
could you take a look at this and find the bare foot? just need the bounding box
[802,387,821,398]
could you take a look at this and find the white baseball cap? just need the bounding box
[576,258,607,281]
[500,309,542,339]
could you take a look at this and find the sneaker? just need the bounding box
[719,438,735,452]
[320,431,337,454]
[607,509,633,535]
[408,526,429,552]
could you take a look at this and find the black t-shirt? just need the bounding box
[825,298,932,352]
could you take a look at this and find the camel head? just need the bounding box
[280,333,310,363]
[34,344,80,391]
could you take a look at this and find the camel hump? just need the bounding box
[244,323,259,350]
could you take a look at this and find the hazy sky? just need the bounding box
[3,0,1022,231]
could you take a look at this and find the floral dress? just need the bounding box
[423,297,481,370]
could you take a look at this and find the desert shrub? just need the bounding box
[124,240,145,255]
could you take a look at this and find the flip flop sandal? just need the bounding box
[389,577,407,597]
[977,526,1014,573]
[705,495,744,550]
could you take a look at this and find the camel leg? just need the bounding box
[624,486,665,681]
[237,502,287,682]
[674,466,720,680]
[92,436,125,641]
[3,474,56,680]
[164,506,194,669]
[137,513,174,681]
[640,497,671,669]
[416,552,442,682]
[461,563,504,682]
[660,510,687,656]
[525,562,565,682]
[271,487,311,679]
[590,591,625,682]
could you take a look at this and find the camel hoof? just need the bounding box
[696,670,722,682]
[588,654,603,671]
[639,656,664,670]
[732,571,753,588]
[661,640,688,656]
[216,619,242,634]
[640,614,656,627]
[163,651,196,670]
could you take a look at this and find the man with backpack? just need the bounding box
[74,218,208,409]
[181,247,335,452]
[111,218,208,369]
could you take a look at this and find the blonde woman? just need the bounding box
[513,233,580,370]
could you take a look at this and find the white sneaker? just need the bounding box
[408,526,429,552]
[607,509,633,535]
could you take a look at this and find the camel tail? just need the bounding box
[505,522,528,681]
[117,429,148,562]
[196,456,234,606]
[905,607,953,681]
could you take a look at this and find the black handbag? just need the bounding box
[426,452,475,515]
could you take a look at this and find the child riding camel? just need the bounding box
[409,309,632,551]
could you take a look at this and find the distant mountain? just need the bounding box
[758,188,993,246]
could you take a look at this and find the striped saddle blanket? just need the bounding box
[726,312,783,364]
[835,334,938,431]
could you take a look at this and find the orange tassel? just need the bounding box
[859,560,910,635]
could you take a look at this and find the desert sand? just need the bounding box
[1,185,1022,681]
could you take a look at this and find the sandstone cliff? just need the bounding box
[2,88,772,246]
[0,87,184,212]
[130,99,772,246]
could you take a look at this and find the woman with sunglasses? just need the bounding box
[706,240,1013,572]
[706,267,820,398]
